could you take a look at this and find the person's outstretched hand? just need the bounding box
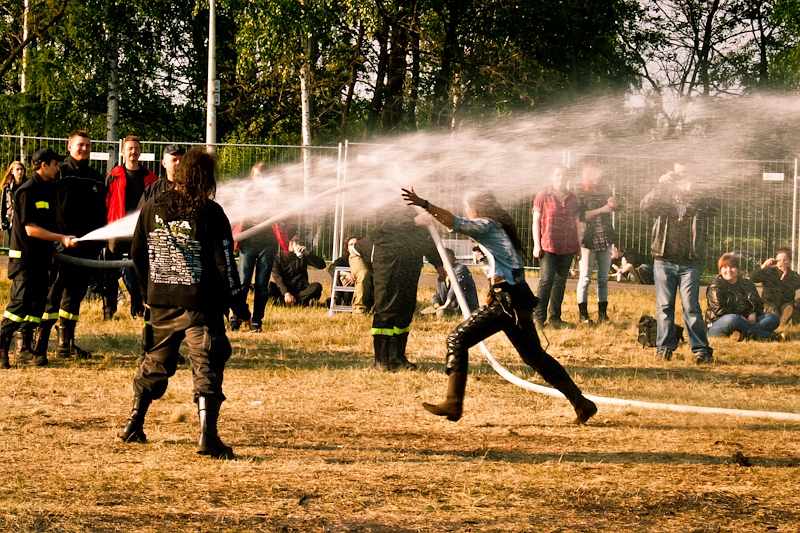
[401,187,425,207]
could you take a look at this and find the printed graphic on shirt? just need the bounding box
[148,214,202,285]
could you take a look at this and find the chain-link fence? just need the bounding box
[2,134,798,272]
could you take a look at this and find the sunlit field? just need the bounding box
[1,267,799,532]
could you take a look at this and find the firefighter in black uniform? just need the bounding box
[0,148,77,369]
[138,144,185,207]
[119,149,248,458]
[356,205,445,371]
[35,131,107,360]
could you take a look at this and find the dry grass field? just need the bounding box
[1,269,799,532]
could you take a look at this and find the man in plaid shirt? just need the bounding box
[532,166,581,326]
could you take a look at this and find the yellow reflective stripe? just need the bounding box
[371,328,394,336]
[3,310,24,322]
[35,201,49,209]
[25,315,41,324]
[9,250,21,258]
[393,326,410,335]
[43,312,60,320]
[58,309,79,321]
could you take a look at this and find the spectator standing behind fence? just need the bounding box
[532,166,580,327]
[705,253,780,341]
[0,148,77,369]
[120,149,247,458]
[104,136,158,320]
[138,144,185,207]
[576,162,617,324]
[640,162,717,364]
[229,162,286,332]
[1,161,26,245]
[36,131,107,361]
[749,248,800,329]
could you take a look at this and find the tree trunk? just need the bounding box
[105,0,119,174]
[381,15,409,134]
[341,21,364,140]
[406,15,420,132]
[431,0,462,130]
[365,17,390,140]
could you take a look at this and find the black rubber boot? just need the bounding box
[422,371,468,422]
[0,333,11,369]
[373,335,392,371]
[14,330,37,366]
[391,332,417,370]
[597,301,610,324]
[33,323,53,359]
[118,392,151,443]
[554,379,597,424]
[197,396,234,459]
[56,319,91,360]
[578,302,593,325]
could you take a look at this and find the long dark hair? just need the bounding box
[173,149,217,215]
[464,190,526,257]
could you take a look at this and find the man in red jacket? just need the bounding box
[103,135,158,320]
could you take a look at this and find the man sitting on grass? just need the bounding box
[268,234,327,307]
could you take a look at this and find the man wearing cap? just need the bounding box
[138,144,185,207]
[0,148,78,369]
[103,135,158,320]
[32,131,108,361]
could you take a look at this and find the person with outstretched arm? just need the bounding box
[402,187,596,424]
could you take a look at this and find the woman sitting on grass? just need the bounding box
[401,187,596,424]
[705,253,780,342]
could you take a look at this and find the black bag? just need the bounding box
[637,315,657,348]
[637,314,685,348]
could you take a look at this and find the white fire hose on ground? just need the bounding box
[423,218,800,423]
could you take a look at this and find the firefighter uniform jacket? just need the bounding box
[8,172,57,278]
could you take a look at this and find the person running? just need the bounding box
[402,187,597,424]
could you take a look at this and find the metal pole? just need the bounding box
[794,158,799,270]
[19,0,29,163]
[205,0,217,151]
[332,143,342,260]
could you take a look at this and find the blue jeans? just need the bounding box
[536,252,573,323]
[235,245,275,324]
[653,260,711,355]
[577,246,612,304]
[708,312,779,339]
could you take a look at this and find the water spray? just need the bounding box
[423,217,800,423]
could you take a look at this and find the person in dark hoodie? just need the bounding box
[35,130,107,361]
[119,148,248,459]
[268,234,327,306]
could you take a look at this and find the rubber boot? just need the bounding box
[373,335,392,371]
[597,301,610,324]
[33,323,53,360]
[0,333,11,369]
[422,371,468,422]
[118,392,151,443]
[554,379,597,424]
[578,302,593,325]
[197,396,234,459]
[391,332,417,370]
[14,330,37,366]
[56,319,91,360]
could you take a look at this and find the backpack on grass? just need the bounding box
[637,315,684,348]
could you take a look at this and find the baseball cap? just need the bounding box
[163,144,186,156]
[31,147,66,167]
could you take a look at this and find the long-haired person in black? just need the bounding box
[402,187,597,424]
[120,149,249,458]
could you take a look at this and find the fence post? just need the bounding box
[332,143,343,260]
[794,158,799,271]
